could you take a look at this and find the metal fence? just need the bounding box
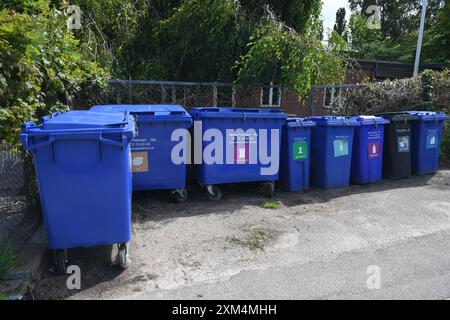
[0,145,28,216]
[86,80,283,109]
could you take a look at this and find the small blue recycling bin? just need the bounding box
[309,116,360,189]
[280,118,315,192]
[350,116,390,184]
[90,105,192,202]
[20,111,135,271]
[407,111,449,175]
[189,107,287,200]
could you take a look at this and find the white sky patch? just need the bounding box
[321,0,353,40]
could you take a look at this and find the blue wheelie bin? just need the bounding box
[189,107,287,200]
[280,118,315,192]
[407,111,449,175]
[309,116,360,189]
[20,111,135,273]
[350,116,390,184]
[90,105,192,202]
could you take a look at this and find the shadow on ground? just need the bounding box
[132,173,443,222]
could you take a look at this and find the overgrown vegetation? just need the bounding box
[0,1,108,150]
[331,69,450,160]
[0,241,16,282]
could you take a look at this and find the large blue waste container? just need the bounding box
[21,111,135,272]
[189,107,287,200]
[350,116,390,184]
[309,117,360,189]
[280,118,315,192]
[90,105,192,202]
[407,111,449,175]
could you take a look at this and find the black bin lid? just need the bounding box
[376,112,419,122]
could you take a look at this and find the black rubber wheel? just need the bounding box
[206,185,222,202]
[55,249,66,275]
[262,181,275,198]
[172,189,188,203]
[116,243,128,270]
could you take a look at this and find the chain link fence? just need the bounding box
[0,144,27,216]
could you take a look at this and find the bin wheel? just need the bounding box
[55,249,67,275]
[116,243,129,270]
[206,185,222,202]
[172,189,188,203]
[262,181,275,198]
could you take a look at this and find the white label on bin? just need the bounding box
[397,136,410,153]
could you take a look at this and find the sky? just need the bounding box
[321,0,352,40]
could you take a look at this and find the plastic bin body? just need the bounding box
[408,111,449,175]
[350,116,389,184]
[378,112,418,179]
[280,118,315,191]
[309,117,359,189]
[90,105,192,191]
[189,108,287,185]
[21,111,135,249]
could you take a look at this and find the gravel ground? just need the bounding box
[30,170,450,300]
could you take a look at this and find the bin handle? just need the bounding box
[20,134,55,151]
[22,132,129,151]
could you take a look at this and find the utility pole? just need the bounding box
[413,0,428,77]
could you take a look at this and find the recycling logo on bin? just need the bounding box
[234,143,249,164]
[397,136,410,153]
[368,142,381,158]
[426,133,438,149]
[293,141,308,161]
[333,139,349,157]
[131,152,149,172]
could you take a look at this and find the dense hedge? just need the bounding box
[332,69,450,160]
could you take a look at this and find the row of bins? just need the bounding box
[20,106,448,273]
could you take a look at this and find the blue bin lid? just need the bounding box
[22,111,135,134]
[286,118,316,128]
[90,104,192,123]
[308,116,360,127]
[189,107,287,120]
[406,111,449,121]
[350,115,390,126]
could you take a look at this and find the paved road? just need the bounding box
[33,170,450,300]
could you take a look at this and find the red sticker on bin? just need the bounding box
[368,142,381,158]
[234,143,249,164]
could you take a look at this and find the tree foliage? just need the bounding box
[0,1,108,149]
[333,7,347,41]
[346,0,448,65]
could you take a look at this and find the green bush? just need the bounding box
[0,3,108,150]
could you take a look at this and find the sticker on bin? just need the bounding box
[234,143,249,164]
[293,141,308,160]
[397,136,410,153]
[426,133,438,149]
[368,142,381,158]
[132,152,149,172]
[333,139,349,157]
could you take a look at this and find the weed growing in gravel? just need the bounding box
[227,228,273,251]
[262,200,279,209]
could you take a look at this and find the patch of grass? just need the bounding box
[262,200,279,209]
[226,228,273,251]
[0,241,17,282]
